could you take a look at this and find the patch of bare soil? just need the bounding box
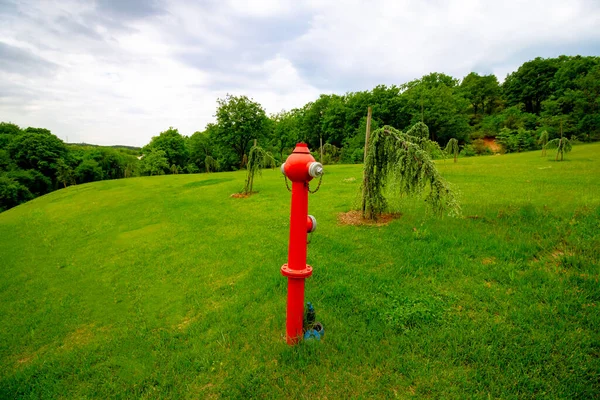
[230,192,256,198]
[483,137,502,153]
[337,210,401,226]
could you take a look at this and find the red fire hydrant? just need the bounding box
[280,143,323,345]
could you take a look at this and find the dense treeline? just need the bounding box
[1,55,598,212]
[0,123,141,211]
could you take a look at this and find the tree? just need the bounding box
[204,156,218,173]
[75,159,103,183]
[214,94,269,169]
[270,109,303,160]
[546,126,572,161]
[0,175,33,212]
[188,127,217,171]
[362,122,459,220]
[140,150,169,176]
[445,138,459,162]
[401,73,470,144]
[242,145,276,195]
[143,127,188,170]
[539,130,549,156]
[7,128,67,182]
[7,169,52,196]
[0,122,22,149]
[459,72,501,124]
[503,57,559,114]
[56,159,75,188]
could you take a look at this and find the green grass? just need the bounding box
[1,144,599,399]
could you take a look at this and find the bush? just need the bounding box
[460,145,476,157]
[471,139,493,155]
[496,128,537,153]
[7,169,52,196]
[185,163,200,174]
[75,159,104,183]
[0,175,33,211]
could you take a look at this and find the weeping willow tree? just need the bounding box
[242,145,276,194]
[539,130,549,156]
[546,131,572,161]
[361,122,460,220]
[205,155,218,173]
[445,138,459,163]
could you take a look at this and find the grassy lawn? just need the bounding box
[1,144,599,398]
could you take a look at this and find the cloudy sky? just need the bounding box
[1,0,599,146]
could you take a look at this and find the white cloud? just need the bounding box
[0,0,598,146]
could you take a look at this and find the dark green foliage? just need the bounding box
[140,150,169,176]
[496,127,537,153]
[362,123,460,219]
[143,127,188,169]
[204,155,218,173]
[401,73,471,143]
[503,57,560,114]
[459,72,501,121]
[0,122,22,148]
[56,159,75,188]
[6,169,52,196]
[187,128,216,172]
[0,175,33,211]
[75,159,104,183]
[214,94,270,170]
[7,128,67,182]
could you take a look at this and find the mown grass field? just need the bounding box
[1,144,599,399]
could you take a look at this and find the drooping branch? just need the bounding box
[538,130,549,157]
[205,155,218,173]
[362,123,460,220]
[444,138,459,163]
[546,137,572,161]
[242,145,276,194]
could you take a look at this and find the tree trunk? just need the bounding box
[361,107,373,216]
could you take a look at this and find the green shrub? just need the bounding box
[0,175,33,211]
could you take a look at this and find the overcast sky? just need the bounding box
[1,0,599,146]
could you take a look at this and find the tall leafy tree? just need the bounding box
[214,94,269,169]
[143,127,188,169]
[460,72,501,122]
[187,126,217,172]
[401,73,470,144]
[503,57,559,114]
[140,150,169,176]
[0,122,22,149]
[7,128,67,183]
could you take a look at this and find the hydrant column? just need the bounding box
[280,143,323,345]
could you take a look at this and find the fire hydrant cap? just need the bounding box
[284,143,316,182]
[293,143,311,154]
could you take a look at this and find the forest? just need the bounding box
[1,55,599,212]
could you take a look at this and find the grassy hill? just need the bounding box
[1,144,599,398]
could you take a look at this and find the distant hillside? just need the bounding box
[67,142,142,151]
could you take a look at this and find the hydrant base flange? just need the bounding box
[281,264,313,279]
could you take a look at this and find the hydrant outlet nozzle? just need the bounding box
[307,215,317,233]
[280,162,286,175]
[308,162,324,178]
